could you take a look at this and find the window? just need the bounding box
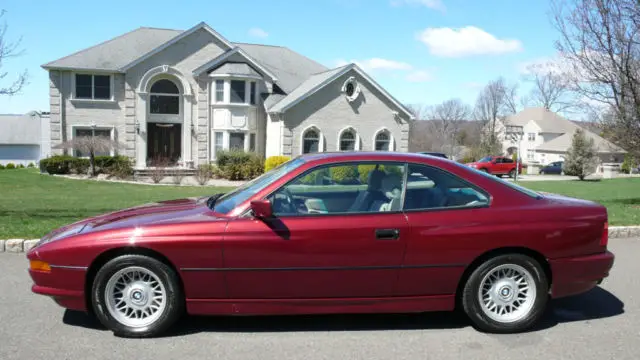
[527,150,535,160]
[249,133,256,152]
[214,132,224,152]
[73,128,112,157]
[375,131,391,151]
[150,79,179,114]
[215,80,224,102]
[302,129,320,153]
[250,82,256,105]
[268,162,406,216]
[339,130,356,151]
[528,133,536,141]
[230,80,245,103]
[230,132,245,150]
[403,164,489,210]
[502,157,514,163]
[74,74,111,100]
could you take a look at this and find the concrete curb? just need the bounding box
[1,226,639,254]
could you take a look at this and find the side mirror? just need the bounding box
[250,199,273,219]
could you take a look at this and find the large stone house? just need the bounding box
[493,107,626,169]
[42,22,414,169]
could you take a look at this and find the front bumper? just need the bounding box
[549,250,615,298]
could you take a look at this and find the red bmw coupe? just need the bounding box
[27,152,614,338]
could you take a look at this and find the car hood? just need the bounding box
[49,196,224,238]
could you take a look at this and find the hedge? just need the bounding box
[40,155,133,178]
[215,150,264,180]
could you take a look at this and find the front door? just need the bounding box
[222,161,410,299]
[147,123,182,165]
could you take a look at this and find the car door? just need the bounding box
[397,162,492,296]
[222,161,410,299]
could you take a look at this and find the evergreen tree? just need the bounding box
[563,128,599,180]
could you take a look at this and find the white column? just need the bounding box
[135,93,148,168]
[182,94,192,167]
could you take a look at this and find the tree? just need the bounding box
[563,128,599,180]
[0,10,27,96]
[52,134,125,176]
[523,61,576,112]
[474,77,517,156]
[550,0,640,158]
[424,98,471,157]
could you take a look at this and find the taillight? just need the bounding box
[600,221,609,247]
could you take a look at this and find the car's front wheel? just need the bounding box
[91,254,184,338]
[461,254,548,333]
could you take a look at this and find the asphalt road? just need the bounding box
[1,239,638,360]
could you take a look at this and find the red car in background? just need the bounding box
[27,152,613,338]
[467,156,523,177]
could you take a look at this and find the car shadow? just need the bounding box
[61,286,624,337]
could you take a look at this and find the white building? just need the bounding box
[0,111,51,166]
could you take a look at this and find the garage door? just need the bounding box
[0,144,40,164]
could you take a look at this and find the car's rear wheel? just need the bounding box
[508,169,516,178]
[461,254,548,333]
[91,254,184,338]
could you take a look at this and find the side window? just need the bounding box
[268,162,406,216]
[403,164,489,210]
[494,158,503,163]
[503,158,514,163]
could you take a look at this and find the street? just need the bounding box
[1,239,638,360]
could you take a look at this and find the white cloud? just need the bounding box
[248,27,269,38]
[406,70,432,82]
[335,58,413,72]
[416,26,523,57]
[390,0,445,12]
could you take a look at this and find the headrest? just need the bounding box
[367,169,385,191]
[381,173,402,199]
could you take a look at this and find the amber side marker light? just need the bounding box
[29,260,51,272]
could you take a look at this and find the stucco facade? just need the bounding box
[43,22,414,169]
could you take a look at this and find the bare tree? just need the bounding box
[0,10,27,96]
[474,77,516,155]
[523,61,576,112]
[53,135,126,176]
[424,98,471,157]
[550,0,640,157]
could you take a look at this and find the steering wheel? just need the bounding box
[274,188,296,214]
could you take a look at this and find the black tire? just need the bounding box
[461,254,548,334]
[508,169,516,178]
[479,168,488,173]
[90,254,184,338]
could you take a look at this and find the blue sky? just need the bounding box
[0,0,560,114]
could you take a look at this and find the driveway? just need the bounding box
[0,239,636,360]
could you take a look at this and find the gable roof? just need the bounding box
[535,128,626,154]
[209,63,261,77]
[268,63,416,120]
[42,27,182,71]
[191,47,278,81]
[502,107,578,133]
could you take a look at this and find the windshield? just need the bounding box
[212,157,306,214]
[454,162,542,199]
[478,156,492,163]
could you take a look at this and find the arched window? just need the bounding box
[302,129,320,153]
[375,131,391,151]
[339,130,356,151]
[150,79,180,115]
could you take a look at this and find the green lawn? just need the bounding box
[0,170,639,239]
[521,177,640,226]
[0,170,233,239]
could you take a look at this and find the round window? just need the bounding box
[342,77,360,101]
[345,82,355,97]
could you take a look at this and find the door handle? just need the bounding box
[375,228,399,240]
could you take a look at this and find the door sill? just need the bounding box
[185,295,455,315]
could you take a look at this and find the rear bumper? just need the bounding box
[549,251,615,298]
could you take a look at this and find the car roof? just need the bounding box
[295,151,451,165]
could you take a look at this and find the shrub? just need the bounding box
[70,158,90,174]
[621,154,636,174]
[264,156,290,172]
[5,163,16,169]
[216,150,264,180]
[329,165,359,184]
[109,158,134,179]
[27,162,35,168]
[0,164,5,170]
[195,164,212,185]
[563,129,599,180]
[41,155,74,174]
